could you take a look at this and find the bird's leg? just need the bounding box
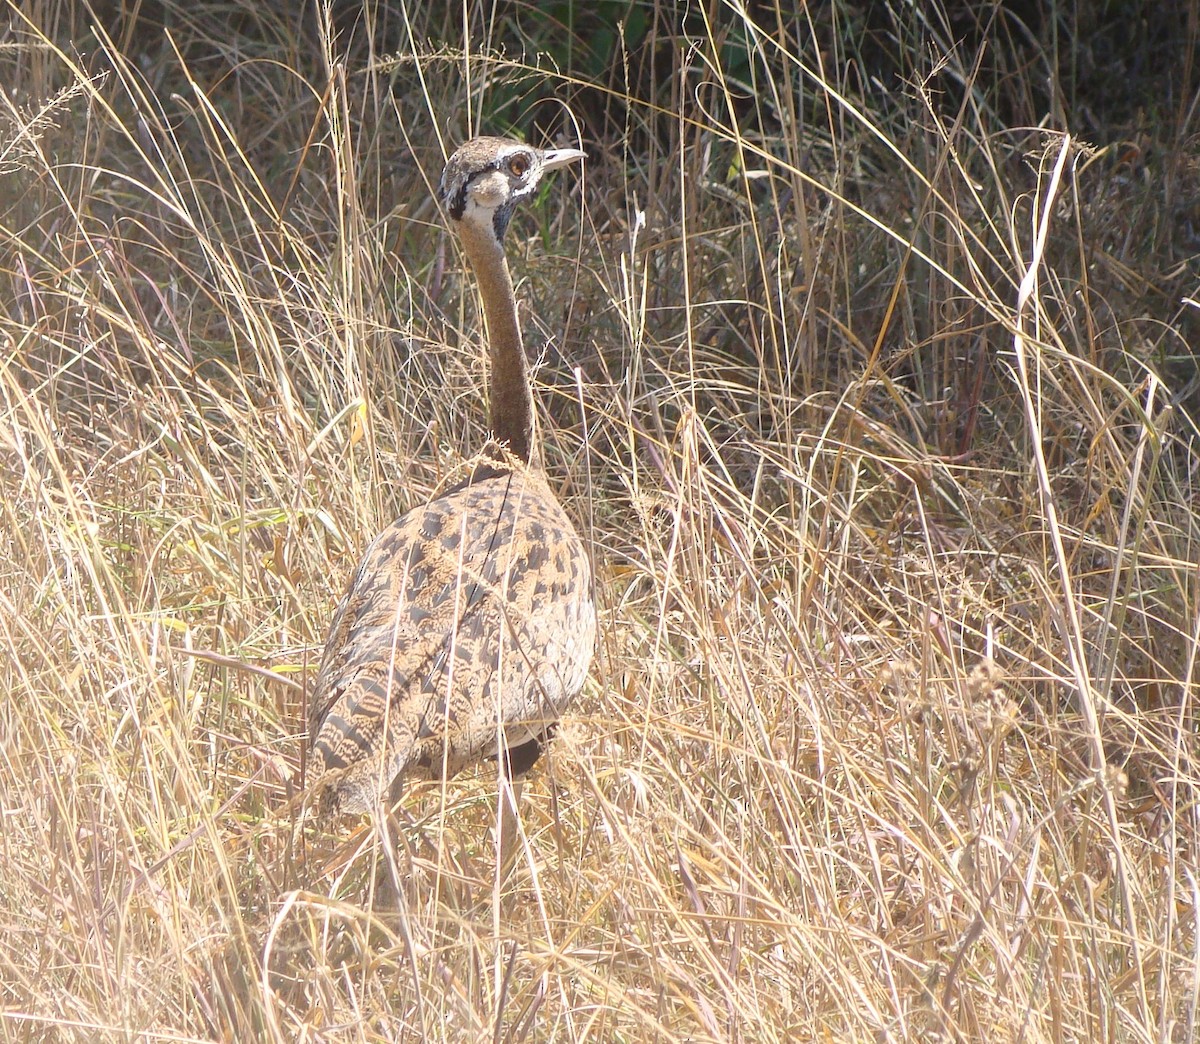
[496,769,524,879]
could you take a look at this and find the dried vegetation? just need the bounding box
[1,1,1199,1040]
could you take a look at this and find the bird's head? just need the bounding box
[438,136,585,241]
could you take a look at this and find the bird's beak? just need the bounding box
[541,147,587,171]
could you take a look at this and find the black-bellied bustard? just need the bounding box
[306,137,595,824]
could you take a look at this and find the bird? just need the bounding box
[306,136,596,819]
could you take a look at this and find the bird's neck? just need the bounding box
[457,219,534,464]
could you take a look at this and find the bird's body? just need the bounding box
[307,136,594,816]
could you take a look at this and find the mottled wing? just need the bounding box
[306,468,595,814]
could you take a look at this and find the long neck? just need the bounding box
[457,219,534,464]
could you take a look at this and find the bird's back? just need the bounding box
[307,462,595,814]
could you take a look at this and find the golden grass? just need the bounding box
[2,1,1199,1040]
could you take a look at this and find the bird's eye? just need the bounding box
[507,153,531,177]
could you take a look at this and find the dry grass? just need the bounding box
[2,1,1199,1040]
